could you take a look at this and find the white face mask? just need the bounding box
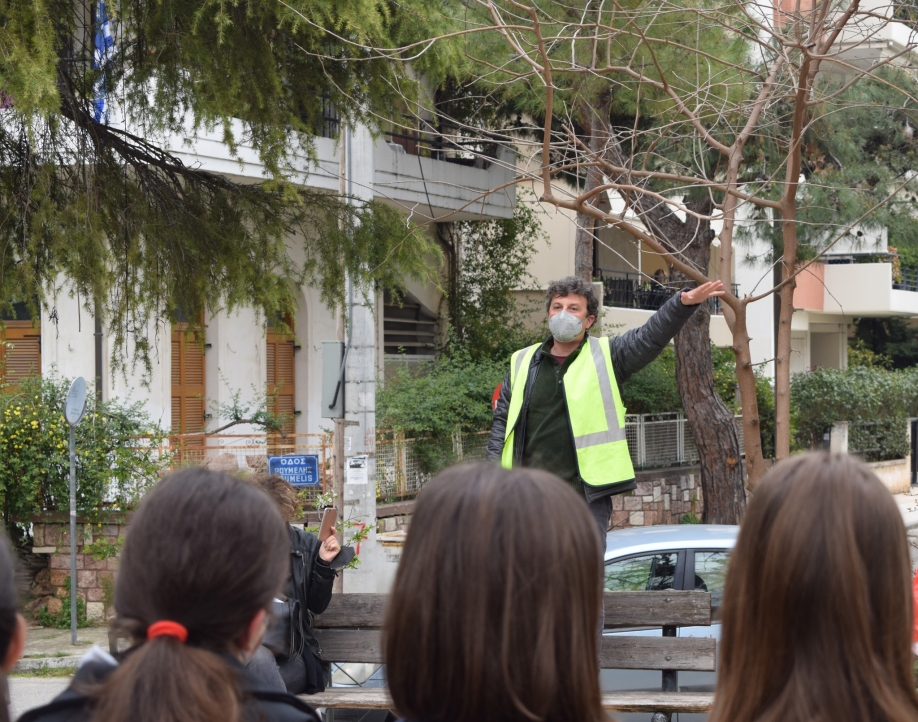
[549,310,585,343]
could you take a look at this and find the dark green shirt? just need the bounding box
[521,337,586,494]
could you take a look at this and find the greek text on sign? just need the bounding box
[268,455,320,487]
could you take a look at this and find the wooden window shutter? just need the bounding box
[267,327,296,442]
[171,324,206,436]
[0,323,41,386]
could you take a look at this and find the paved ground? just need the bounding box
[891,487,918,572]
[21,626,109,658]
[10,678,70,720]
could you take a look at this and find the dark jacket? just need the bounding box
[286,525,336,661]
[18,656,321,722]
[486,292,697,500]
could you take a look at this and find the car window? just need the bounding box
[604,552,678,592]
[693,551,730,607]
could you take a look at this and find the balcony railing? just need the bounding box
[319,102,498,166]
[594,269,739,315]
[894,266,918,292]
[821,252,918,293]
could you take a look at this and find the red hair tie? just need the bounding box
[147,621,188,643]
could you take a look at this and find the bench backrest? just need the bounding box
[314,590,715,673]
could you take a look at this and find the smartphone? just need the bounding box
[318,507,338,542]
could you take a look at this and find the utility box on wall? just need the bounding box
[321,341,345,418]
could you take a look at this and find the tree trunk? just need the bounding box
[591,125,748,519]
[574,104,610,282]
[674,307,747,523]
[671,208,746,523]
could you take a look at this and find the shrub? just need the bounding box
[621,345,739,415]
[0,374,169,528]
[791,366,917,461]
[378,348,506,438]
[34,577,89,629]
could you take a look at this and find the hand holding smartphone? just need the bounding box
[318,507,338,542]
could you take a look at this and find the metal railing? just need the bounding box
[625,413,745,469]
[155,417,747,506]
[375,431,490,502]
[895,266,918,292]
[319,102,498,166]
[594,269,739,315]
[151,433,332,505]
[374,415,745,501]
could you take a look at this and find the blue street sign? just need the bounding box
[268,454,320,487]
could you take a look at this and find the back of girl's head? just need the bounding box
[712,452,918,722]
[0,534,18,722]
[383,464,604,722]
[94,467,289,722]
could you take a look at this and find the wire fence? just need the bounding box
[159,415,747,506]
[374,415,744,501]
[375,431,490,502]
[625,413,744,469]
[150,433,332,506]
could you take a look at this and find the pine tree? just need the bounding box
[0,0,460,371]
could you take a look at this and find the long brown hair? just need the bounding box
[711,452,918,722]
[0,535,18,722]
[384,464,605,722]
[91,468,289,722]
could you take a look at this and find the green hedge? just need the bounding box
[791,366,918,461]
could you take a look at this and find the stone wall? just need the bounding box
[29,513,129,623]
[610,467,703,529]
[376,467,704,535]
[376,500,413,534]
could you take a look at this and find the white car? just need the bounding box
[603,524,739,722]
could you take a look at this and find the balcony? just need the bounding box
[159,110,515,222]
[795,255,918,317]
[594,269,738,316]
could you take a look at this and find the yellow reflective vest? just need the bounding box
[500,337,635,487]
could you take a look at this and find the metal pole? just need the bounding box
[69,423,77,645]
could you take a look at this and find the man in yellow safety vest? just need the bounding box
[485,275,724,541]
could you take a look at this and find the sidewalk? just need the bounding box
[894,487,918,531]
[16,626,109,672]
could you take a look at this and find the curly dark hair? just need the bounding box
[545,276,599,318]
[249,473,300,521]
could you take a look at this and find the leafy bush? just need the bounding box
[621,346,737,414]
[35,577,88,629]
[621,347,682,414]
[449,191,547,362]
[378,348,506,437]
[0,374,169,527]
[791,366,918,461]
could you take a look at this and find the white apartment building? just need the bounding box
[0,112,515,592]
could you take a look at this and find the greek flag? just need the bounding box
[93,2,116,123]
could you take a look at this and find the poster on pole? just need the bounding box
[346,456,368,485]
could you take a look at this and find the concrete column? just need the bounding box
[205,307,265,438]
[342,123,379,592]
[829,421,848,455]
[41,281,97,385]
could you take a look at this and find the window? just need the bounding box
[0,322,40,386]
[266,322,296,448]
[171,324,206,435]
[692,551,730,608]
[604,552,678,592]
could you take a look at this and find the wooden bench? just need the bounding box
[306,591,716,717]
